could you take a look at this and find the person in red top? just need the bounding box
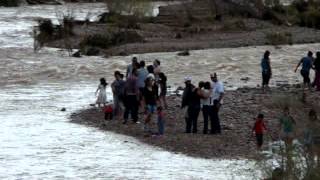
[104,105,113,121]
[252,114,267,150]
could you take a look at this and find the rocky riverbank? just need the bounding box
[70,86,320,159]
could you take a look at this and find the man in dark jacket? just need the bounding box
[181,76,195,133]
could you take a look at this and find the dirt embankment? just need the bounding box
[70,87,320,159]
[39,0,320,56]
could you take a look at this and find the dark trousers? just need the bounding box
[211,100,221,134]
[157,117,165,135]
[123,95,139,122]
[202,105,213,134]
[262,71,271,85]
[186,106,200,133]
[301,70,310,84]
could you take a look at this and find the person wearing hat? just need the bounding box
[210,73,224,134]
[142,75,159,132]
[181,76,196,133]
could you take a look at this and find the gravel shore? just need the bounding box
[70,86,320,159]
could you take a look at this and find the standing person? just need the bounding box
[295,51,314,90]
[157,106,165,136]
[252,114,268,150]
[111,71,126,120]
[279,106,296,146]
[201,81,212,134]
[181,76,195,133]
[137,61,149,105]
[185,82,203,134]
[147,65,154,75]
[153,59,161,81]
[123,69,139,124]
[312,52,320,91]
[95,78,108,108]
[158,72,168,109]
[261,50,272,92]
[142,76,159,132]
[210,73,224,134]
[126,57,138,78]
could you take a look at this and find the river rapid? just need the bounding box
[0,2,318,180]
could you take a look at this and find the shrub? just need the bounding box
[265,31,292,45]
[221,19,247,31]
[299,7,320,29]
[80,34,111,49]
[38,19,54,36]
[0,0,20,7]
[259,94,320,180]
[80,30,143,50]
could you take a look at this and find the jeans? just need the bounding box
[113,95,120,117]
[202,105,212,134]
[186,105,200,133]
[123,95,139,122]
[157,117,165,135]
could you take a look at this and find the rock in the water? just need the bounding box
[61,107,66,111]
[177,50,190,56]
[72,51,81,58]
[240,77,250,81]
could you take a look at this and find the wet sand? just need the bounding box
[70,86,320,159]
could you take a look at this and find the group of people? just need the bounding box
[95,57,167,136]
[94,50,320,146]
[261,50,320,91]
[181,73,224,134]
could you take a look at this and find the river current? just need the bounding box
[0,2,318,180]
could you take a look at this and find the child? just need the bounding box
[158,72,168,109]
[157,106,165,136]
[95,78,108,108]
[279,106,296,146]
[104,105,113,121]
[252,114,267,150]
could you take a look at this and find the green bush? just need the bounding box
[0,0,20,7]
